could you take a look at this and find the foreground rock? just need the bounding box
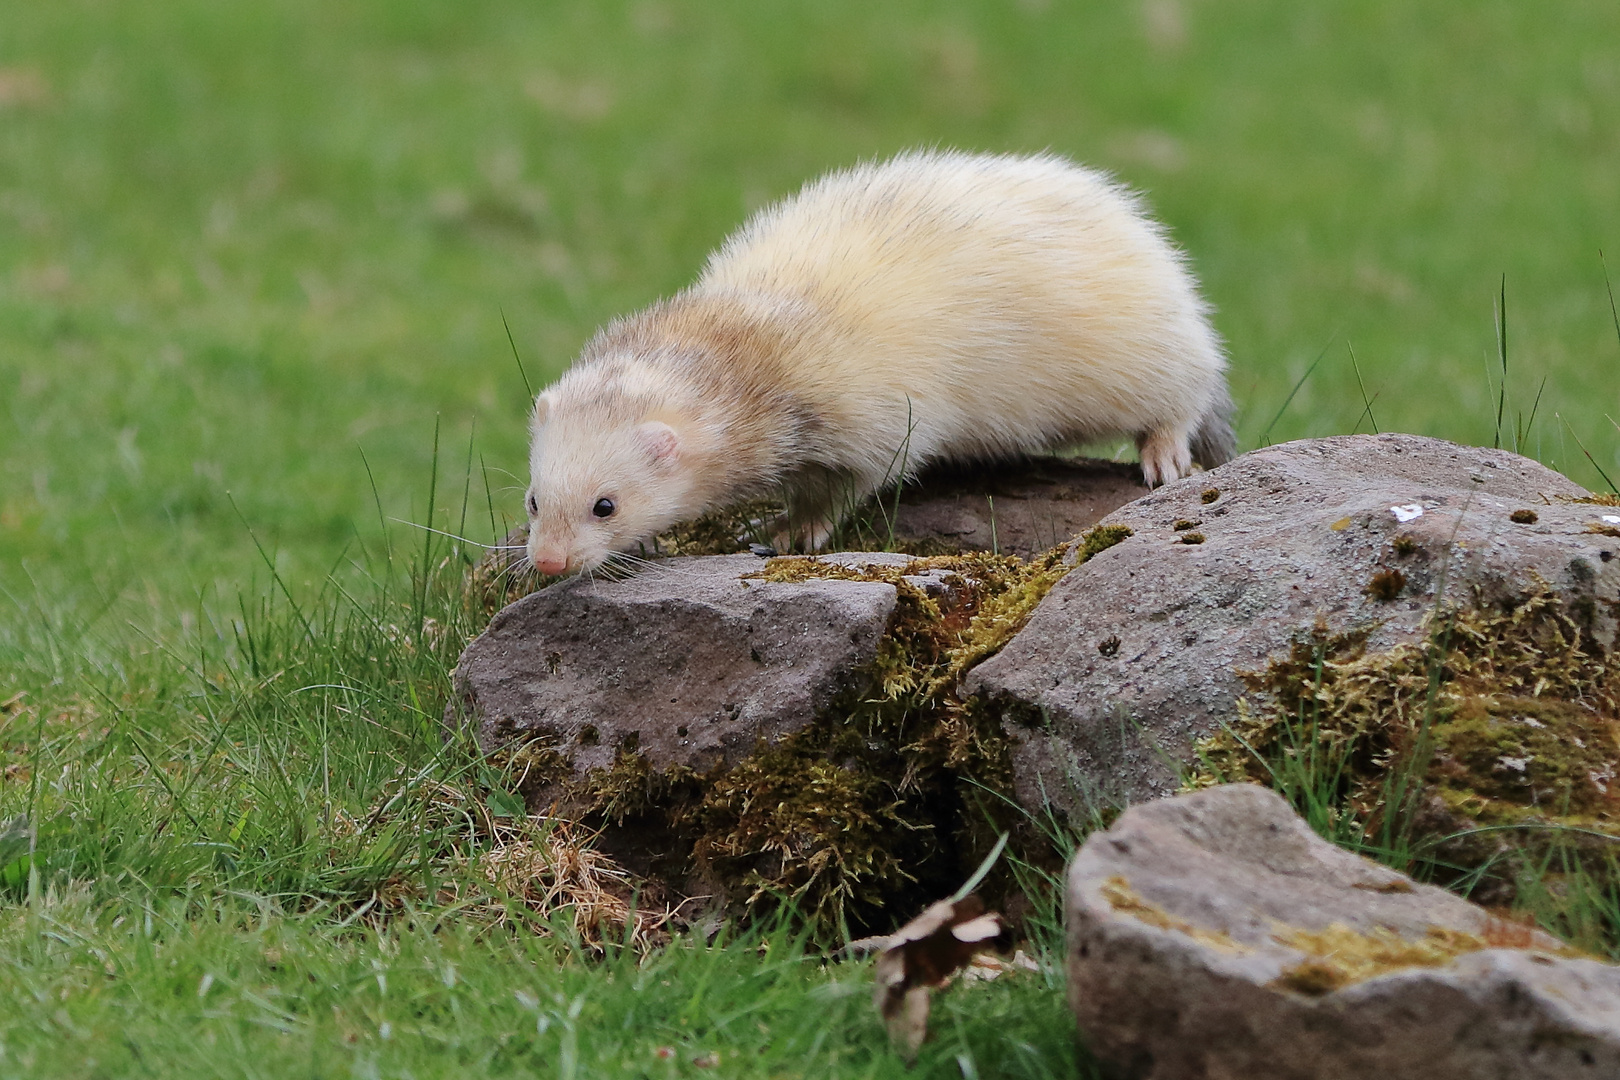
[969,433,1605,811]
[453,552,914,789]
[1068,784,1620,1079]
[450,545,1042,923]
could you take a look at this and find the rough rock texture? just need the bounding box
[451,552,910,798]
[968,434,1605,811]
[886,457,1146,557]
[1067,784,1620,1080]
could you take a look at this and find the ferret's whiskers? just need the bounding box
[597,551,712,581]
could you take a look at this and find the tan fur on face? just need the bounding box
[526,149,1232,573]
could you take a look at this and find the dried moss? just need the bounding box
[693,741,919,918]
[1191,583,1620,939]
[1365,568,1406,601]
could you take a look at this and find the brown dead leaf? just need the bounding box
[872,894,1009,1059]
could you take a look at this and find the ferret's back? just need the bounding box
[693,150,1224,451]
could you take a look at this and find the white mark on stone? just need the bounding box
[1391,504,1424,523]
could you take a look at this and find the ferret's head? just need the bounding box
[524,364,705,576]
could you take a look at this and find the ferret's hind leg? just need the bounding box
[1137,425,1194,489]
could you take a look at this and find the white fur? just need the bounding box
[526,150,1230,574]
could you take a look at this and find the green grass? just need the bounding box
[2,0,1620,1075]
[0,892,1082,1079]
[0,527,1089,1077]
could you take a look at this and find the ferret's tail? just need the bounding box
[1190,382,1237,470]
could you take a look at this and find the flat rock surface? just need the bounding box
[451,552,901,793]
[968,434,1607,810]
[1067,784,1620,1080]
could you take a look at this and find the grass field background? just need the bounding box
[1,1,1618,1076]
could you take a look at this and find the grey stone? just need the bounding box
[1067,783,1620,1080]
[451,552,902,793]
[967,434,1605,811]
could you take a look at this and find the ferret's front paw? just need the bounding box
[1138,431,1193,489]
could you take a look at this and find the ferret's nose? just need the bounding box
[532,552,569,576]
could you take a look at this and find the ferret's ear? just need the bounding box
[533,392,557,427]
[634,421,681,466]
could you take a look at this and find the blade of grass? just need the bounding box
[358,445,394,579]
[1603,251,1620,352]
[1558,413,1619,493]
[1494,275,1508,450]
[457,419,477,569]
[949,832,1009,903]
[1347,343,1378,435]
[1350,391,1382,439]
[227,492,317,644]
[502,309,534,400]
[415,416,442,634]
[1517,375,1548,451]
[479,454,501,548]
[1261,338,1332,445]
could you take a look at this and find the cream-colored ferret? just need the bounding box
[525,149,1233,575]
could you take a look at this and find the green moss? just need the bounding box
[1074,523,1133,563]
[1191,584,1620,948]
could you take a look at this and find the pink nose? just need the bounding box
[532,552,569,576]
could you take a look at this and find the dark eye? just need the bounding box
[526,491,538,516]
[592,497,616,518]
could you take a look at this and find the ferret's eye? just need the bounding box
[592,497,616,518]
[525,491,538,516]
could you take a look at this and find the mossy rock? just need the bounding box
[462,528,1132,936]
[1191,582,1620,945]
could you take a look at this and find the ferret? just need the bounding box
[524,149,1233,576]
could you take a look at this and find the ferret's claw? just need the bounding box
[1138,430,1193,489]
